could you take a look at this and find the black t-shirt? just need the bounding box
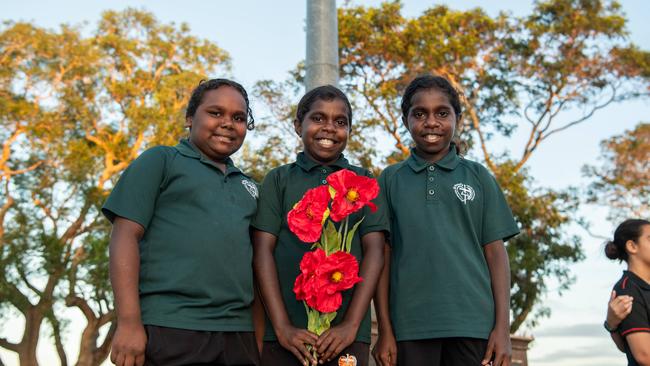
[613,270,650,366]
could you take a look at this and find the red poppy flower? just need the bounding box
[287,185,331,243]
[326,169,379,222]
[293,249,363,313]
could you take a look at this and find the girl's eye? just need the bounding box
[210,111,222,117]
[312,115,323,122]
[414,111,425,119]
[336,119,348,126]
[233,115,246,122]
[437,111,449,118]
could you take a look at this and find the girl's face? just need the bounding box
[294,98,350,165]
[404,88,458,163]
[629,224,650,267]
[185,86,248,163]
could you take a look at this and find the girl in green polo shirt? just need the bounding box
[373,75,519,366]
[252,85,389,366]
[104,79,260,366]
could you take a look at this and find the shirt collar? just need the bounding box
[174,138,243,176]
[295,151,351,172]
[406,144,461,172]
[624,270,650,290]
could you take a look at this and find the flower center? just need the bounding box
[331,271,343,283]
[346,189,359,203]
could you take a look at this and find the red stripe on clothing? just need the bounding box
[622,276,629,289]
[621,328,650,336]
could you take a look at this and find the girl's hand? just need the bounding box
[276,324,319,366]
[110,321,147,366]
[316,321,357,363]
[372,332,397,366]
[607,290,633,330]
[482,324,511,366]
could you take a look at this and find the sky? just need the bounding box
[1,0,649,365]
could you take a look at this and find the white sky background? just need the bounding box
[1,1,649,365]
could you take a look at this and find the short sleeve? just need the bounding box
[359,169,390,238]
[251,169,283,236]
[479,168,519,245]
[102,147,168,229]
[619,288,650,337]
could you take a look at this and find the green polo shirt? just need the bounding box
[252,152,390,343]
[102,139,258,332]
[379,146,519,341]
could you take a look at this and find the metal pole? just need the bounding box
[305,0,339,91]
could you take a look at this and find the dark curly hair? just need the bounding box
[186,78,255,130]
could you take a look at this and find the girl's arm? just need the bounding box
[316,231,385,363]
[482,240,512,366]
[253,229,318,365]
[627,333,650,366]
[372,243,397,366]
[606,290,633,352]
[109,217,147,366]
[252,279,266,353]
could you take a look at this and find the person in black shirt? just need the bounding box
[604,219,650,366]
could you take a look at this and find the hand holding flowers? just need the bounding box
[287,169,379,363]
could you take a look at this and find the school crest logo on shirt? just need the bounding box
[453,183,475,204]
[241,179,258,199]
[338,354,357,366]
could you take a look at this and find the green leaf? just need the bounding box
[323,220,341,255]
[345,217,364,253]
[307,306,319,334]
[315,311,337,335]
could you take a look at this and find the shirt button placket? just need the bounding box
[321,168,328,185]
[426,165,436,201]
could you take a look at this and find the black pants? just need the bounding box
[260,341,369,366]
[144,325,260,366]
[397,338,488,366]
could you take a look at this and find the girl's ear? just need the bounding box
[185,116,193,129]
[293,118,302,137]
[626,239,638,255]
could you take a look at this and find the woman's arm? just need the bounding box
[627,333,650,366]
[482,240,512,366]
[606,290,633,352]
[109,217,147,366]
[253,229,318,365]
[372,243,397,366]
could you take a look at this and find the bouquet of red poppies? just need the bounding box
[288,169,379,339]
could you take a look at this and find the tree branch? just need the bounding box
[0,337,19,353]
[16,264,43,298]
[65,295,96,322]
[543,85,617,140]
[47,315,68,366]
[95,321,117,363]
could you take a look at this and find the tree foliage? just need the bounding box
[584,122,649,222]
[0,10,229,365]
[253,0,650,332]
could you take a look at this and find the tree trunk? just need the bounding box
[17,308,45,366]
[75,318,115,366]
[75,320,98,366]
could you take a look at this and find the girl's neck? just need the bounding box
[628,261,650,285]
[303,150,341,166]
